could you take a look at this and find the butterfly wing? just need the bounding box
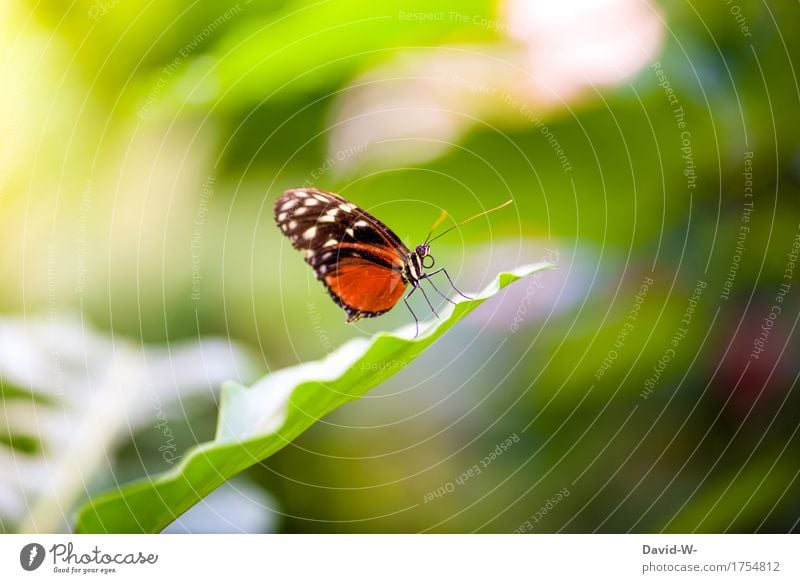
[323,257,408,322]
[274,188,411,321]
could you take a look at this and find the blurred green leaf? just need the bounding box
[0,433,41,455]
[664,449,799,532]
[163,0,496,111]
[75,262,553,533]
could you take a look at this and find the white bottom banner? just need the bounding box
[0,534,796,582]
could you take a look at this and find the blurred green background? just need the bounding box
[1,0,799,533]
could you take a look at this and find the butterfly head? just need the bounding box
[415,243,435,269]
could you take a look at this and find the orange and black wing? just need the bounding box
[274,188,410,321]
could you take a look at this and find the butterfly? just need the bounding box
[274,188,511,335]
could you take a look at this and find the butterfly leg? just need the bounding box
[415,282,440,319]
[425,267,472,300]
[421,273,456,306]
[403,288,420,338]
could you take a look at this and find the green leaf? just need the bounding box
[75,263,552,533]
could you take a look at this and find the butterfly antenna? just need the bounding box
[427,199,513,244]
[424,209,450,244]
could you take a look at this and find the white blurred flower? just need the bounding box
[505,0,664,103]
[326,49,511,174]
